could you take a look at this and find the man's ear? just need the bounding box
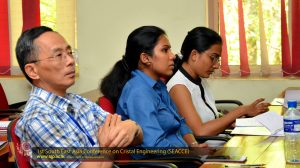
[140,53,152,65]
[24,64,40,80]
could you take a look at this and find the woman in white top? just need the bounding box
[167,27,270,136]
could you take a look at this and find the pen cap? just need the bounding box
[287,100,297,108]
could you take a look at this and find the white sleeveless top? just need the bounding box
[167,68,220,123]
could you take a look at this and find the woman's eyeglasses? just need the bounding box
[208,55,220,64]
[198,51,221,65]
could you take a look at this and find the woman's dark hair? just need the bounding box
[15,26,53,84]
[173,27,222,73]
[100,26,166,107]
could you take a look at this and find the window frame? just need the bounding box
[0,0,77,78]
[206,0,291,78]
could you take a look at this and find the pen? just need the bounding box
[225,164,266,167]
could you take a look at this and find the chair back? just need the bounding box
[0,83,9,109]
[97,96,133,161]
[98,96,115,114]
[0,83,26,117]
[7,118,31,168]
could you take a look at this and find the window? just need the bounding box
[0,0,77,77]
[207,0,299,78]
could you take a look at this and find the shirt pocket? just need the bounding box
[156,103,180,133]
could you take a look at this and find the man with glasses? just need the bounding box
[15,26,143,168]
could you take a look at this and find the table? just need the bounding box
[200,105,300,168]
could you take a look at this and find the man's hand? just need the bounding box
[98,114,142,147]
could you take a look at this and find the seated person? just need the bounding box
[15,26,142,168]
[167,27,270,137]
[100,26,207,152]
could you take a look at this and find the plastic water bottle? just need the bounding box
[284,100,300,163]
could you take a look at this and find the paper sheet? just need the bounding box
[271,98,284,106]
[235,118,263,127]
[254,111,283,134]
[232,111,284,136]
[231,126,284,136]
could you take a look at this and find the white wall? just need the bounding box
[75,0,206,95]
[1,0,299,105]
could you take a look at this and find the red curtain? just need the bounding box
[238,0,250,76]
[0,0,11,75]
[219,0,230,76]
[291,0,300,76]
[22,0,41,32]
[0,0,41,76]
[281,0,291,76]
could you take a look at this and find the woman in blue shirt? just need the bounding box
[100,26,206,148]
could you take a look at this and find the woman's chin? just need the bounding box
[201,73,210,78]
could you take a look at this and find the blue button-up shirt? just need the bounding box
[117,70,192,148]
[15,86,108,168]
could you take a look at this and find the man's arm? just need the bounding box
[78,114,143,168]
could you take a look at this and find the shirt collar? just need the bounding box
[179,66,202,85]
[132,69,157,88]
[31,86,72,112]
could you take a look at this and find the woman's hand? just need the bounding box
[242,98,270,117]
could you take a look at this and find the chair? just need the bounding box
[195,135,231,144]
[0,83,26,118]
[7,117,31,168]
[215,99,243,115]
[98,96,115,114]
